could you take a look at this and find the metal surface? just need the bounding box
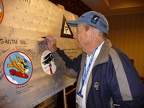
[0,0,81,108]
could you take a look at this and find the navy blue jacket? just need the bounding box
[52,39,144,108]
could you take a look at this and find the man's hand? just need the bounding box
[45,36,57,52]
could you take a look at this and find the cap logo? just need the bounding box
[91,15,99,24]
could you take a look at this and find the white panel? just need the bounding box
[0,0,81,108]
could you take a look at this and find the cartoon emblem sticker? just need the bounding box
[0,0,4,24]
[41,50,56,75]
[3,51,33,85]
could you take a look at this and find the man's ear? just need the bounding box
[90,27,98,38]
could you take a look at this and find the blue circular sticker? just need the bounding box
[3,51,33,85]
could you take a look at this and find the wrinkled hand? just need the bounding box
[45,36,57,52]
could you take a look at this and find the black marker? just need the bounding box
[41,36,46,38]
[41,36,56,40]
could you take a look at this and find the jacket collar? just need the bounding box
[94,39,112,66]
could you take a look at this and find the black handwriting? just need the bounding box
[0,94,8,101]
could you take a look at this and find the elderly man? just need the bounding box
[45,11,144,108]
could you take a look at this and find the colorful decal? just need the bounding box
[3,51,33,85]
[61,15,73,38]
[41,50,56,75]
[0,0,4,24]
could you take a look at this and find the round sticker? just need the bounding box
[3,51,33,85]
[41,50,56,75]
[0,0,4,24]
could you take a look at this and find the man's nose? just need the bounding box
[73,33,77,39]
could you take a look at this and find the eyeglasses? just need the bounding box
[75,26,85,35]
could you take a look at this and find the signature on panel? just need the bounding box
[19,0,31,5]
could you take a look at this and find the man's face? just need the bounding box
[73,24,92,52]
